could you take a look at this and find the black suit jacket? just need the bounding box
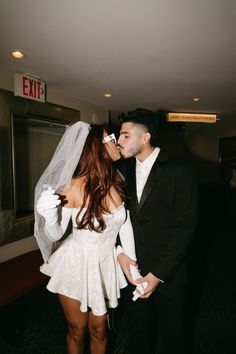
[121,150,199,295]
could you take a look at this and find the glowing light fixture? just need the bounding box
[167,112,217,123]
[104,93,113,98]
[11,50,25,59]
[193,97,200,102]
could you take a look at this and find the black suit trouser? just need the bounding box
[125,284,192,354]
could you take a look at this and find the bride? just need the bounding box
[34,122,145,354]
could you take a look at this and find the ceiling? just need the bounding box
[1,0,236,117]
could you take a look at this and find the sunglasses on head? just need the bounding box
[102,133,117,144]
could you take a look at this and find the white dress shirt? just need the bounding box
[136,147,160,202]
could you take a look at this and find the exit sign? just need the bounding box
[14,73,46,102]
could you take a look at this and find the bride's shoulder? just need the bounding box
[60,177,86,208]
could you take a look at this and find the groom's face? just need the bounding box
[118,122,146,159]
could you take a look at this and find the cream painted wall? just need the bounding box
[0,236,39,262]
[47,89,108,124]
[0,83,108,262]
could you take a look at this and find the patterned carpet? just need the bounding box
[1,187,236,353]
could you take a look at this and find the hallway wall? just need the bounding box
[0,83,109,262]
[186,115,236,184]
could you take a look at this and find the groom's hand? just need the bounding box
[117,253,137,285]
[135,272,161,298]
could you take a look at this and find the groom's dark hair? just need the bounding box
[118,108,159,147]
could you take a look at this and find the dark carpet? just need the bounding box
[1,186,236,354]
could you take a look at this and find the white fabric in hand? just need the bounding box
[36,187,61,226]
[130,264,148,301]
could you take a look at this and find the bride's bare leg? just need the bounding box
[58,294,88,354]
[88,311,107,354]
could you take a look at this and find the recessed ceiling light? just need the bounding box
[193,97,200,102]
[104,93,113,98]
[10,50,25,59]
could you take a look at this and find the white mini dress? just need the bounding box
[40,203,128,316]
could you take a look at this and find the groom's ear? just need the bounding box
[143,132,151,145]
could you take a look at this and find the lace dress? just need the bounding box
[40,203,128,316]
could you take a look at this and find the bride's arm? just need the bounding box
[118,210,148,298]
[117,211,138,285]
[118,210,137,260]
[44,206,72,241]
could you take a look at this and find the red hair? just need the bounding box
[73,125,125,232]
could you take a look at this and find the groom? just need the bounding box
[117,108,199,354]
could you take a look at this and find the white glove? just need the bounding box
[36,187,73,242]
[130,264,148,301]
[36,187,61,226]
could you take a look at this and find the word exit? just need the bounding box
[14,73,46,103]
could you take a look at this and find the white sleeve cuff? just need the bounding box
[116,245,124,257]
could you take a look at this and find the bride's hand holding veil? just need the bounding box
[36,187,61,226]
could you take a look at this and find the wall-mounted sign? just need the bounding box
[14,73,46,103]
[166,112,217,123]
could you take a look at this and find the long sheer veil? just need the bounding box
[34,121,91,262]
